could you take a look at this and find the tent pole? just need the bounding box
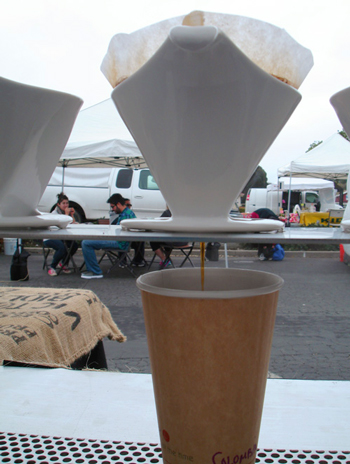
[287,168,293,225]
[61,162,67,192]
[277,175,281,214]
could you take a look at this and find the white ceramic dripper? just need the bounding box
[0,77,83,229]
[330,87,350,233]
[112,26,302,232]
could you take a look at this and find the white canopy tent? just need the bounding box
[59,98,146,169]
[268,177,335,191]
[277,133,350,181]
[277,133,350,212]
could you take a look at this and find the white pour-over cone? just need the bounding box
[330,87,350,233]
[0,77,83,229]
[112,26,301,232]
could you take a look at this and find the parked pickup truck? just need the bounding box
[38,167,166,222]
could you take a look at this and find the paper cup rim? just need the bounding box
[136,268,283,299]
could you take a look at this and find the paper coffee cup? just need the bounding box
[137,268,283,464]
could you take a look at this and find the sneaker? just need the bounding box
[48,267,57,277]
[159,259,171,269]
[58,263,72,274]
[131,262,146,268]
[259,253,267,261]
[118,257,128,268]
[164,259,172,268]
[81,271,103,279]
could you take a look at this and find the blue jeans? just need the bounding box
[82,240,127,275]
[44,239,78,269]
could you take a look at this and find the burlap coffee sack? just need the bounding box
[0,287,126,368]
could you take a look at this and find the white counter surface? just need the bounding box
[0,224,350,244]
[1,366,349,450]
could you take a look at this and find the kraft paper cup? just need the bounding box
[137,268,283,464]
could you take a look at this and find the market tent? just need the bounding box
[59,98,146,169]
[269,177,338,213]
[269,177,335,190]
[277,133,350,181]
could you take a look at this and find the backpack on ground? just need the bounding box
[272,244,285,261]
[10,240,30,281]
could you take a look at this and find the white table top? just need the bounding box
[1,223,350,244]
[1,366,349,450]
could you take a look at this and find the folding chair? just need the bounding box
[42,240,79,274]
[98,245,136,277]
[148,242,195,270]
[147,247,175,270]
[166,242,195,268]
[42,242,51,270]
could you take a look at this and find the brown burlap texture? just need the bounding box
[0,287,126,368]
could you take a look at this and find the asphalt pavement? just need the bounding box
[1,247,349,380]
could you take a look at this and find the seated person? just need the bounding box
[250,208,279,220]
[251,208,281,260]
[44,192,78,276]
[81,194,136,279]
[150,208,184,269]
[119,199,145,268]
[130,241,146,267]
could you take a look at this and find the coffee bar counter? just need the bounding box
[0,223,350,244]
[0,366,349,463]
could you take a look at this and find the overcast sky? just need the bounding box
[1,0,350,183]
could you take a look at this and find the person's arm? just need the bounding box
[65,206,76,223]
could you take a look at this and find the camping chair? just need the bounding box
[42,240,79,274]
[42,242,51,271]
[98,245,136,277]
[148,242,195,270]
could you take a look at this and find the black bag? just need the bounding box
[10,240,30,281]
[205,242,221,261]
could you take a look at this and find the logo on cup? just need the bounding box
[163,430,170,442]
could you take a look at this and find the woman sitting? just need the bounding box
[43,192,79,276]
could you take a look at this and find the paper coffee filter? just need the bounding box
[101,15,185,89]
[101,10,313,89]
[136,268,284,299]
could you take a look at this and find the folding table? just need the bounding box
[1,224,350,463]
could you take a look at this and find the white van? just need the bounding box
[245,187,341,214]
[38,167,166,222]
[245,189,282,214]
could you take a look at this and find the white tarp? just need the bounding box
[59,99,146,168]
[48,167,111,188]
[277,133,350,180]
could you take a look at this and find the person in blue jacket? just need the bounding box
[81,194,136,279]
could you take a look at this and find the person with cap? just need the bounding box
[80,194,136,279]
[110,197,146,268]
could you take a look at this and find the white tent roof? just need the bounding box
[277,133,350,180]
[59,99,146,168]
[268,177,334,191]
